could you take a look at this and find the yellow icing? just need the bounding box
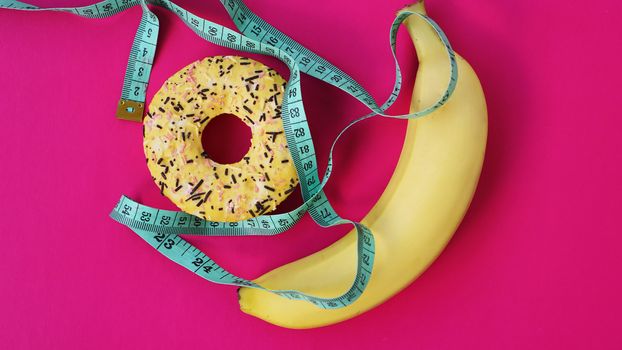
[144,56,298,222]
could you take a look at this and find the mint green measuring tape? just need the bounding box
[1,0,457,309]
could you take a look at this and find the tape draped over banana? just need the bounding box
[237,1,488,328]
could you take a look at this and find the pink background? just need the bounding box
[1,0,621,348]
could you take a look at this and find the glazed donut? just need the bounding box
[143,56,298,222]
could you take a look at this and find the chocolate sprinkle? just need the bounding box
[190,179,204,195]
[266,131,282,142]
[187,192,206,201]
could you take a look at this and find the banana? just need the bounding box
[238,1,488,328]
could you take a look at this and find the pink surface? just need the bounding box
[1,0,621,348]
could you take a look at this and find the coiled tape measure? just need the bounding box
[1,0,457,308]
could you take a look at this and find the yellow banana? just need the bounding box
[238,1,488,328]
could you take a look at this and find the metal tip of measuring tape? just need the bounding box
[116,99,145,122]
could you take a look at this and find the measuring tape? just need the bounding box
[1,0,457,308]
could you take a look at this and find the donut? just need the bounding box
[143,56,299,222]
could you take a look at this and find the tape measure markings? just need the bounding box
[3,0,162,120]
[113,195,373,307]
[118,4,159,120]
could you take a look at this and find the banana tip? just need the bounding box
[237,287,252,315]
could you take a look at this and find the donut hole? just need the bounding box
[201,113,252,164]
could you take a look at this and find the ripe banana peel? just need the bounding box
[238,1,488,328]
